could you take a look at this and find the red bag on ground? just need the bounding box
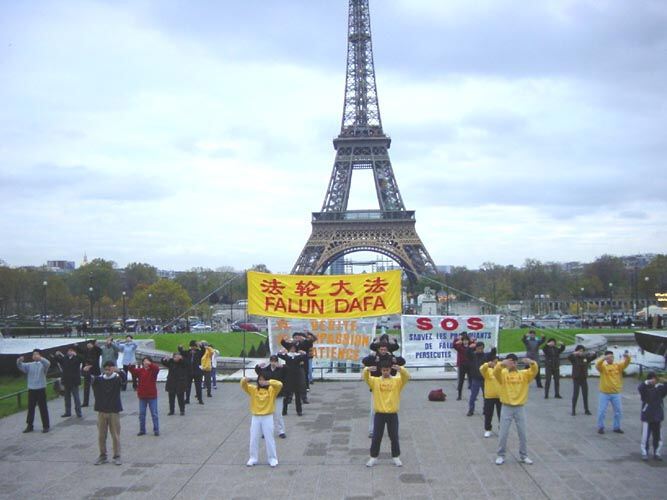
[428,388,446,401]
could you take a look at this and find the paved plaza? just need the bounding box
[0,376,665,499]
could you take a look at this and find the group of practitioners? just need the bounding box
[15,328,666,468]
[15,335,221,466]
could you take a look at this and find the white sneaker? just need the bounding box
[520,457,533,465]
[246,459,257,467]
[269,460,278,468]
[484,431,492,438]
[392,457,402,467]
[495,456,504,465]
[366,457,377,467]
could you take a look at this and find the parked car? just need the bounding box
[230,320,260,332]
[191,323,212,332]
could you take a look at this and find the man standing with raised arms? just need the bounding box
[596,350,631,434]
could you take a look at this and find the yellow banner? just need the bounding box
[247,270,402,319]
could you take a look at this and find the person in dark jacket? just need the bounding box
[454,333,476,400]
[282,333,313,403]
[179,341,205,405]
[465,342,497,416]
[521,330,545,388]
[256,355,287,438]
[79,340,102,407]
[84,361,125,465]
[278,344,307,416]
[162,353,189,416]
[542,338,565,398]
[370,333,400,354]
[638,372,666,461]
[55,345,83,418]
[567,345,596,415]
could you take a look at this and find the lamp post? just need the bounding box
[644,276,650,328]
[608,282,613,316]
[42,281,48,336]
[579,287,585,319]
[148,293,153,330]
[122,291,127,332]
[88,286,94,331]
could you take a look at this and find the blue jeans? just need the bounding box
[139,398,159,434]
[597,392,622,430]
[469,378,483,412]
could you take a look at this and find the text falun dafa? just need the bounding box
[247,270,402,319]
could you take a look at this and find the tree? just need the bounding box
[67,259,122,302]
[124,262,158,293]
[129,279,192,322]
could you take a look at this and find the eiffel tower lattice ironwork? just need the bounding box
[292,0,436,278]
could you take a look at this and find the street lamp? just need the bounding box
[42,281,48,336]
[608,282,613,323]
[644,276,650,327]
[579,287,585,318]
[122,291,127,331]
[88,286,94,331]
[148,293,153,326]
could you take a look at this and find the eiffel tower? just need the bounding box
[292,0,436,278]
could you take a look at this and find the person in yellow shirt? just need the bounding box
[200,342,215,398]
[596,350,631,434]
[362,360,410,467]
[240,374,283,467]
[493,353,538,465]
[480,356,502,438]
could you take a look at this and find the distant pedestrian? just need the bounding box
[521,330,545,388]
[16,350,51,433]
[480,356,502,438]
[55,345,83,418]
[596,350,631,434]
[241,373,283,467]
[162,353,189,416]
[638,372,666,461]
[363,360,410,467]
[84,361,125,465]
[493,354,538,465]
[129,357,160,436]
[542,338,565,399]
[118,335,138,391]
[568,345,596,416]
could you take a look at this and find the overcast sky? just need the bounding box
[1,0,666,273]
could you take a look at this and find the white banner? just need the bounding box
[268,317,377,367]
[400,315,500,366]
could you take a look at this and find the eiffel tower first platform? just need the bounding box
[292,0,436,278]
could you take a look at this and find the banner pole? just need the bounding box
[242,330,246,377]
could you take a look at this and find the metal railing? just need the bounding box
[0,379,57,409]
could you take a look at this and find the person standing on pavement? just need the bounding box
[453,333,476,400]
[118,335,138,391]
[200,342,216,398]
[480,356,502,438]
[466,342,496,416]
[55,346,83,418]
[16,350,51,433]
[542,338,565,399]
[278,343,307,416]
[363,360,410,468]
[79,340,102,407]
[638,371,666,461]
[162,352,189,416]
[84,361,125,465]
[210,345,220,390]
[129,356,161,436]
[241,372,283,467]
[568,345,596,416]
[493,354,538,465]
[596,350,631,434]
[521,330,545,388]
[100,336,120,368]
[179,341,205,405]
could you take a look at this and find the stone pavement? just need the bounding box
[0,377,664,500]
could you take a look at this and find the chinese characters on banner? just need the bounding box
[268,318,376,367]
[401,315,500,366]
[247,270,401,319]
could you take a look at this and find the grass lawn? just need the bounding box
[133,332,267,357]
[497,328,635,354]
[0,376,59,419]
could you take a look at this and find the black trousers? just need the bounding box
[168,391,185,413]
[370,412,400,458]
[572,378,589,412]
[27,389,50,429]
[483,398,502,431]
[82,370,100,405]
[186,372,203,402]
[544,366,561,397]
[282,390,302,415]
[203,371,212,396]
[457,365,471,396]
[122,365,137,390]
